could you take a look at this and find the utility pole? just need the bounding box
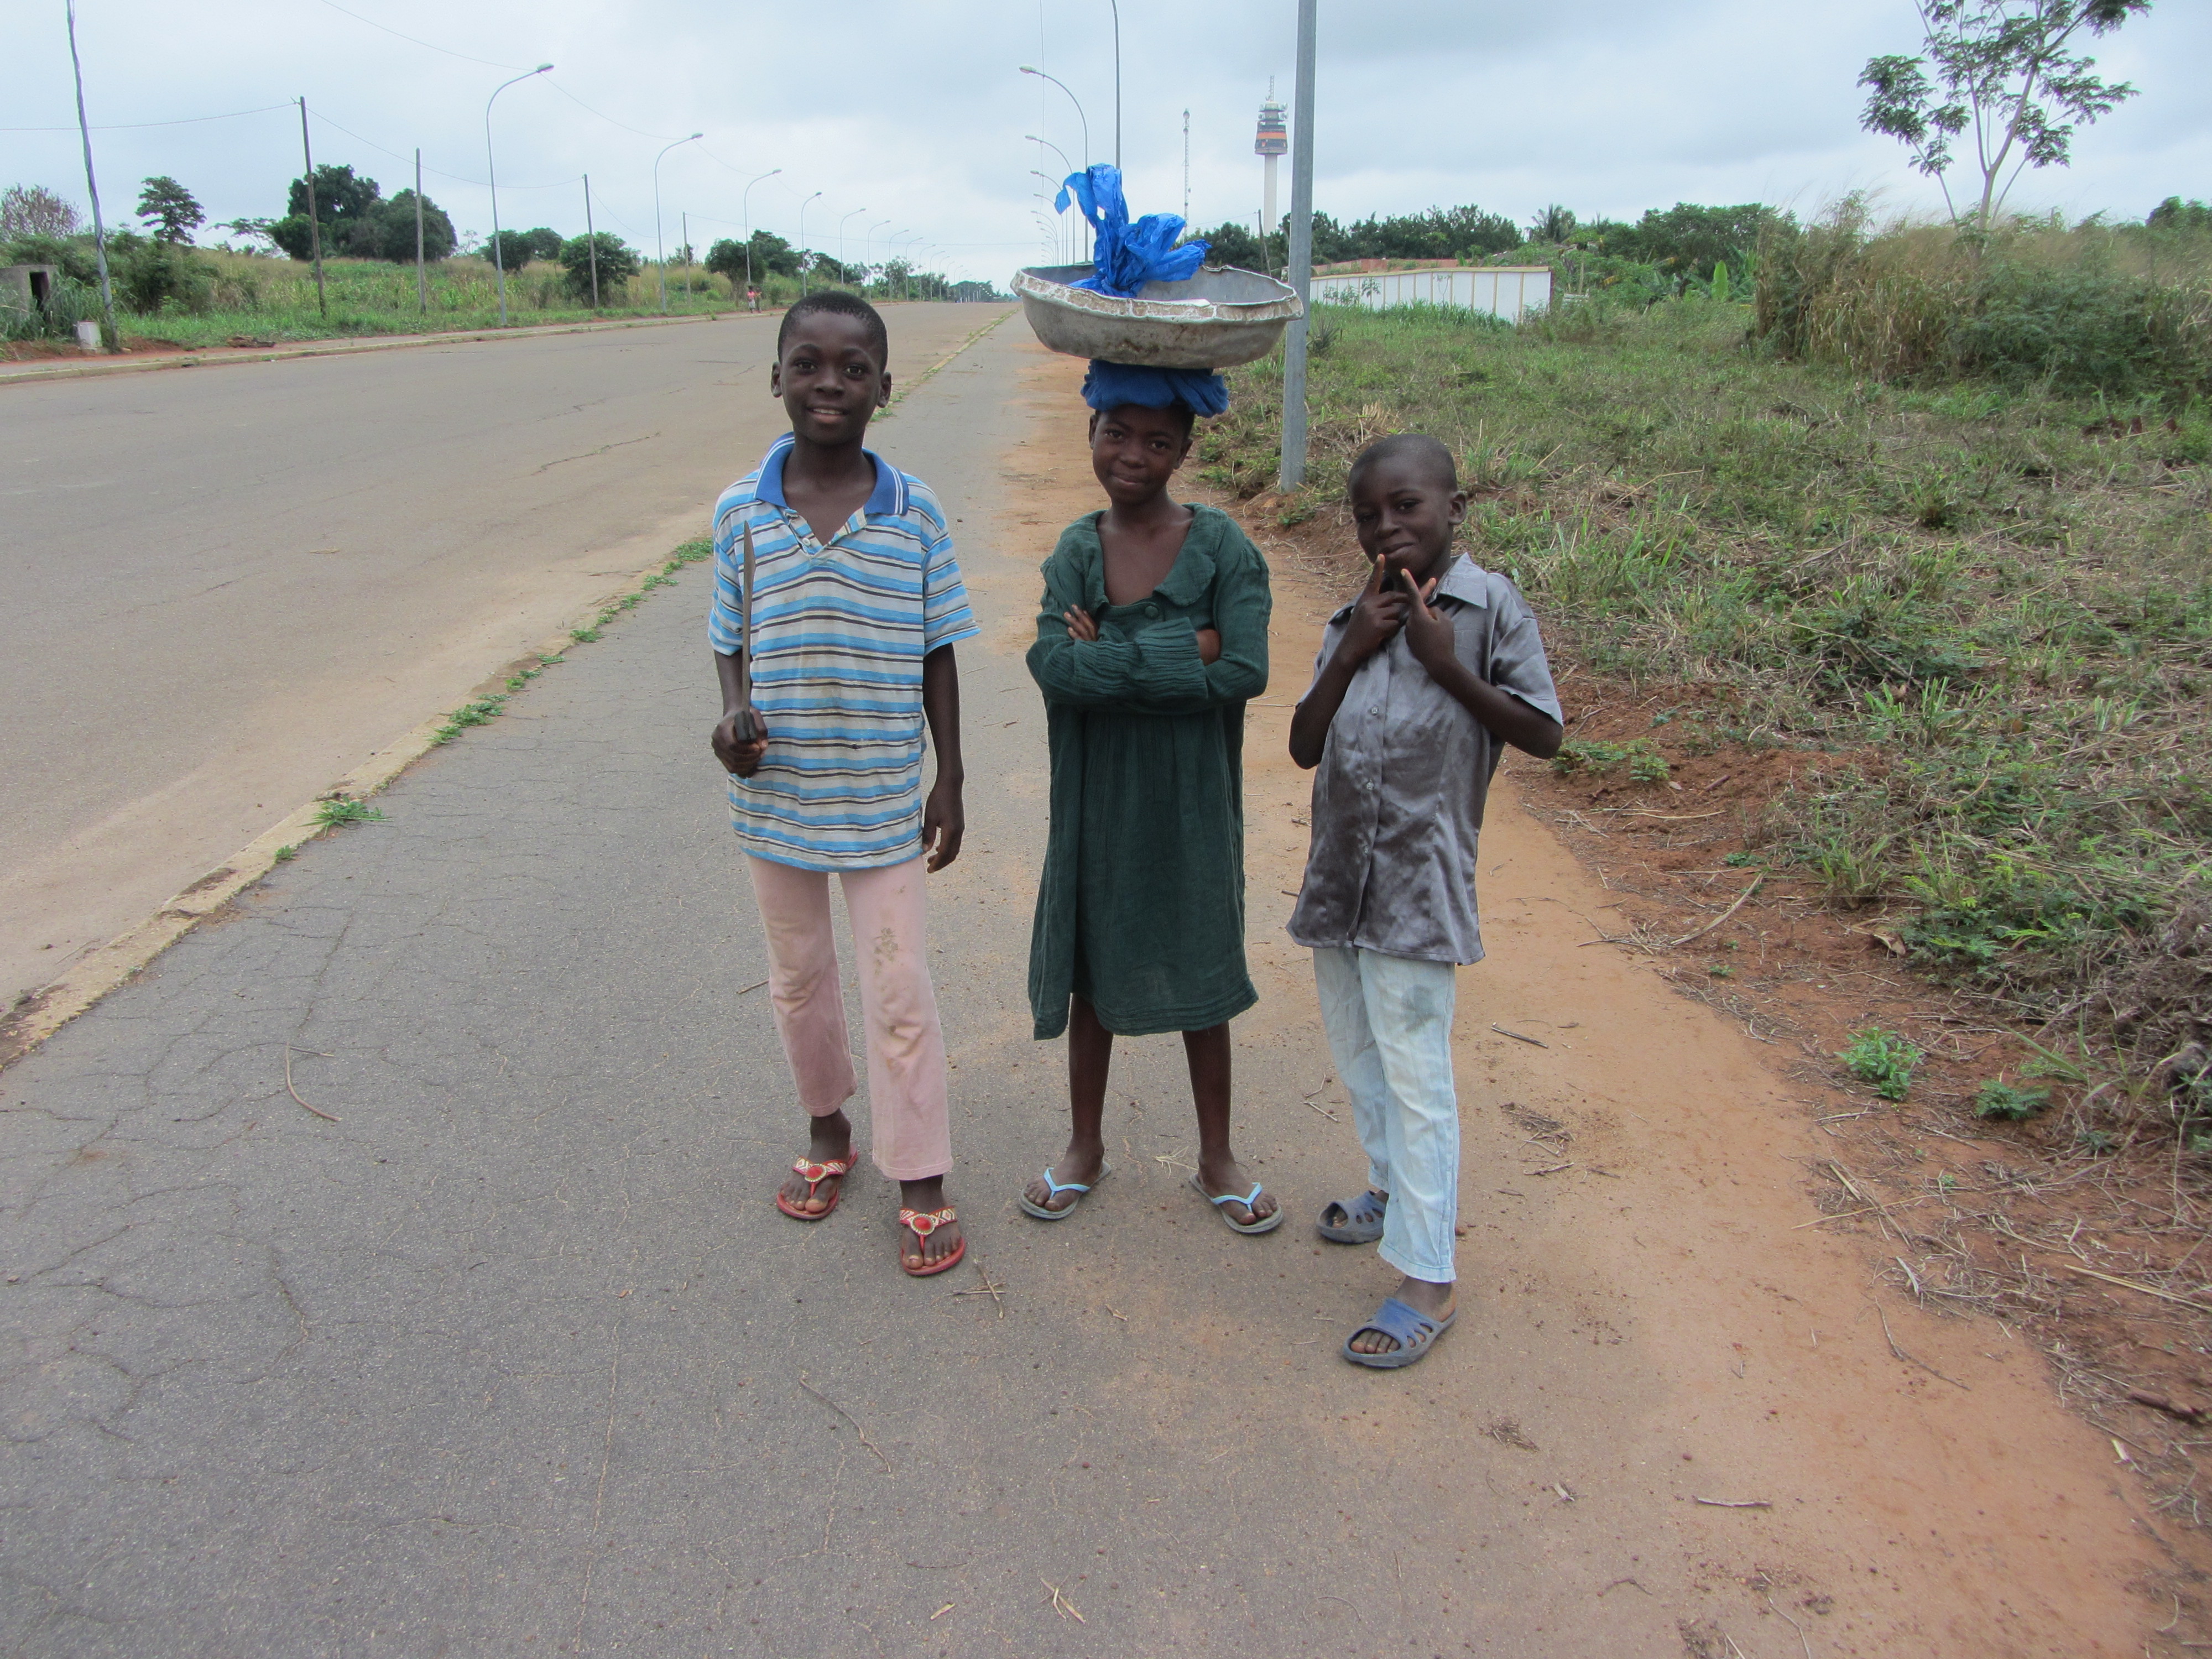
[1109,0,1121,170]
[1279,0,1317,490]
[299,98,327,319]
[681,210,689,307]
[583,175,599,311]
[414,148,426,315]
[63,0,116,347]
[1183,109,1191,226]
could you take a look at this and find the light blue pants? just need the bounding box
[1312,946,1461,1284]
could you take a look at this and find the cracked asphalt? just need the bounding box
[14,315,2153,1659]
[9,317,1496,1658]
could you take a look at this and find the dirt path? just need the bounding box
[1001,340,2186,1653]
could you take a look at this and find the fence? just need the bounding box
[1308,264,1552,321]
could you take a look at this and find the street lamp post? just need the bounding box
[1020,66,1089,165]
[838,206,868,289]
[796,191,823,295]
[654,131,704,315]
[1279,0,1318,489]
[741,167,781,298]
[867,220,891,293]
[893,232,920,300]
[1106,0,1121,170]
[1026,133,1079,259]
[1030,172,1072,262]
[486,62,552,328]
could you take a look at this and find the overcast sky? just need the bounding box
[7,0,2208,279]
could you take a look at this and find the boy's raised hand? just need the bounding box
[1338,555,1411,665]
[1399,567,1455,675]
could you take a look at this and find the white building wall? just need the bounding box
[1307,265,1552,322]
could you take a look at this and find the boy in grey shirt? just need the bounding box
[1287,434,1564,1368]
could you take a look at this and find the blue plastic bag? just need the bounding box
[1054,164,1208,298]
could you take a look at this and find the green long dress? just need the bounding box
[1025,504,1272,1040]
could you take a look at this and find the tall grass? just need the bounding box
[1205,296,2212,1132]
[1755,199,2212,403]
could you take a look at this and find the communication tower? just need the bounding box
[1255,81,1287,237]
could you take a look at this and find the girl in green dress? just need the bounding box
[1020,376,1281,1234]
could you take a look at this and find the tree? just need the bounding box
[1529,205,1577,244]
[136,176,205,244]
[2147,196,2212,232]
[2,184,81,238]
[1611,202,1787,280]
[359,190,456,263]
[487,227,561,270]
[560,232,638,300]
[269,164,381,260]
[1859,0,2150,231]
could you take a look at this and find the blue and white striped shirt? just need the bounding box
[709,434,979,870]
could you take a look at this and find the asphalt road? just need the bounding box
[0,305,1005,1009]
[0,319,2164,1656]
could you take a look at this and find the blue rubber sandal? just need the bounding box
[1187,1171,1285,1235]
[1318,1189,1389,1244]
[1342,1297,1457,1370]
[1018,1162,1111,1221]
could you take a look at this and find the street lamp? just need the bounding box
[893,231,920,300]
[867,219,891,290]
[486,62,552,328]
[1024,128,1088,258]
[1030,172,1073,262]
[1019,67,1089,167]
[741,166,780,298]
[1105,0,1121,170]
[796,191,823,295]
[654,131,704,315]
[838,206,868,288]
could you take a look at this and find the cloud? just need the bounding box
[7,0,2206,280]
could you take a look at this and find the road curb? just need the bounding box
[0,310,744,388]
[0,305,1017,1072]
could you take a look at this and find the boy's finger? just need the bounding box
[1364,557,1386,594]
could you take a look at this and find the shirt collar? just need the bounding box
[749,431,907,517]
[1328,551,1491,622]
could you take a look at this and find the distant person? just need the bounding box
[708,291,976,1277]
[746,286,761,312]
[1286,432,1564,1368]
[1018,363,1280,1236]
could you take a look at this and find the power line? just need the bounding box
[309,107,575,192]
[2,101,294,133]
[544,79,682,143]
[312,0,520,71]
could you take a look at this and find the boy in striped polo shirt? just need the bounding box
[708,292,978,1277]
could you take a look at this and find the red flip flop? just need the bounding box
[775,1156,851,1222]
[898,1206,966,1277]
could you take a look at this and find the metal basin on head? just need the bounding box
[1013,264,1303,369]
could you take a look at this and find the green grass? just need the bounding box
[1840,1027,1922,1100]
[1974,1080,2052,1121]
[1209,295,2210,1125]
[312,799,383,828]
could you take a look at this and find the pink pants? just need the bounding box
[745,855,952,1181]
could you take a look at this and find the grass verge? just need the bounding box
[1208,297,2210,1140]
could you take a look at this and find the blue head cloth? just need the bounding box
[1082,359,1230,418]
[1055,164,1208,299]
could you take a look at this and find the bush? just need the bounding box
[560,233,639,302]
[1754,197,2212,403]
[115,236,210,315]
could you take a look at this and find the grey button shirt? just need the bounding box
[1287,555,1563,965]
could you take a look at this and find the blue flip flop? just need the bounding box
[1187,1171,1285,1235]
[1318,1188,1389,1244]
[1342,1297,1457,1369]
[1018,1162,1110,1221]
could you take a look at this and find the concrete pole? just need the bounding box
[414,148,426,315]
[1264,153,1278,240]
[1278,0,1317,491]
[64,1,117,347]
[583,175,599,310]
[299,100,327,319]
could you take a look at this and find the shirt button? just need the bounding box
[1145,602,1161,619]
